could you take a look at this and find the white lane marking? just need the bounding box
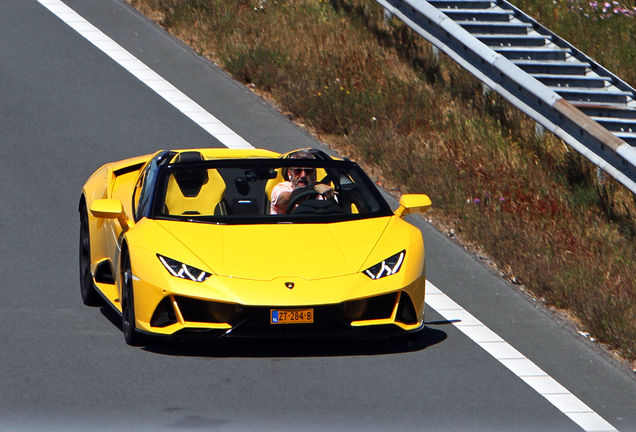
[37,1,619,430]
[37,0,254,150]
[426,280,619,432]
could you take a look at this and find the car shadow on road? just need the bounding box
[144,326,448,358]
[100,306,450,358]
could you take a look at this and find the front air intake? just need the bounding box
[174,296,239,323]
[150,297,178,327]
[342,292,398,321]
[396,292,417,325]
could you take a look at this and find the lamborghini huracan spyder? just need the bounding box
[79,148,431,345]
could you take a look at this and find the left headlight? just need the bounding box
[158,254,211,282]
[363,250,405,280]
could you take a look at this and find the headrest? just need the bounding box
[175,151,204,163]
[172,152,207,197]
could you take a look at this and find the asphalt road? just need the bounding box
[1,1,635,431]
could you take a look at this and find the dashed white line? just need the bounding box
[37,0,254,150]
[38,1,620,430]
[426,280,618,432]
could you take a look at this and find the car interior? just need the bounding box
[158,151,379,219]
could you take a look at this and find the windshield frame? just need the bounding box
[149,158,394,225]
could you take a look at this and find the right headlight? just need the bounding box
[158,254,211,282]
[363,250,405,280]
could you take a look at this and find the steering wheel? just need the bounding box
[286,187,320,214]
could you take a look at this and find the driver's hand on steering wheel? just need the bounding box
[314,183,335,200]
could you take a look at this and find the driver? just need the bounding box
[270,149,334,214]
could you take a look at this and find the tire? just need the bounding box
[121,247,144,346]
[79,206,103,306]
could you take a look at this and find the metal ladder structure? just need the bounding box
[377,0,636,193]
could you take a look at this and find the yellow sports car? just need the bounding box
[79,148,431,345]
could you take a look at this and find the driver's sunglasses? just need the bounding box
[291,168,315,176]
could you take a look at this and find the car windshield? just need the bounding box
[151,158,393,224]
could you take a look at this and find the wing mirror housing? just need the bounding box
[90,199,131,231]
[395,194,432,219]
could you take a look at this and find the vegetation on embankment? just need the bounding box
[127,0,636,364]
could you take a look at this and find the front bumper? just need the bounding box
[140,278,425,340]
[127,242,426,340]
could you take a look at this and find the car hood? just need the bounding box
[154,218,392,281]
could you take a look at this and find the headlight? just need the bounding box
[158,254,211,282]
[363,251,405,280]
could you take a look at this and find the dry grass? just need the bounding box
[126,0,636,363]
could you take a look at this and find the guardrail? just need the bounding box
[376,0,636,194]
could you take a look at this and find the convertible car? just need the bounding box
[79,148,431,345]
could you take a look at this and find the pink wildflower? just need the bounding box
[589,1,598,7]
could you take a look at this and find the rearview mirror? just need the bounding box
[395,194,432,219]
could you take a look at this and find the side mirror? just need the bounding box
[90,199,131,231]
[395,194,432,219]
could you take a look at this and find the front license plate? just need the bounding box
[271,308,314,324]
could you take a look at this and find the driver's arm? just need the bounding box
[274,190,293,210]
[271,182,294,214]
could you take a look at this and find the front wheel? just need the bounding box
[121,247,144,346]
[79,206,103,306]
